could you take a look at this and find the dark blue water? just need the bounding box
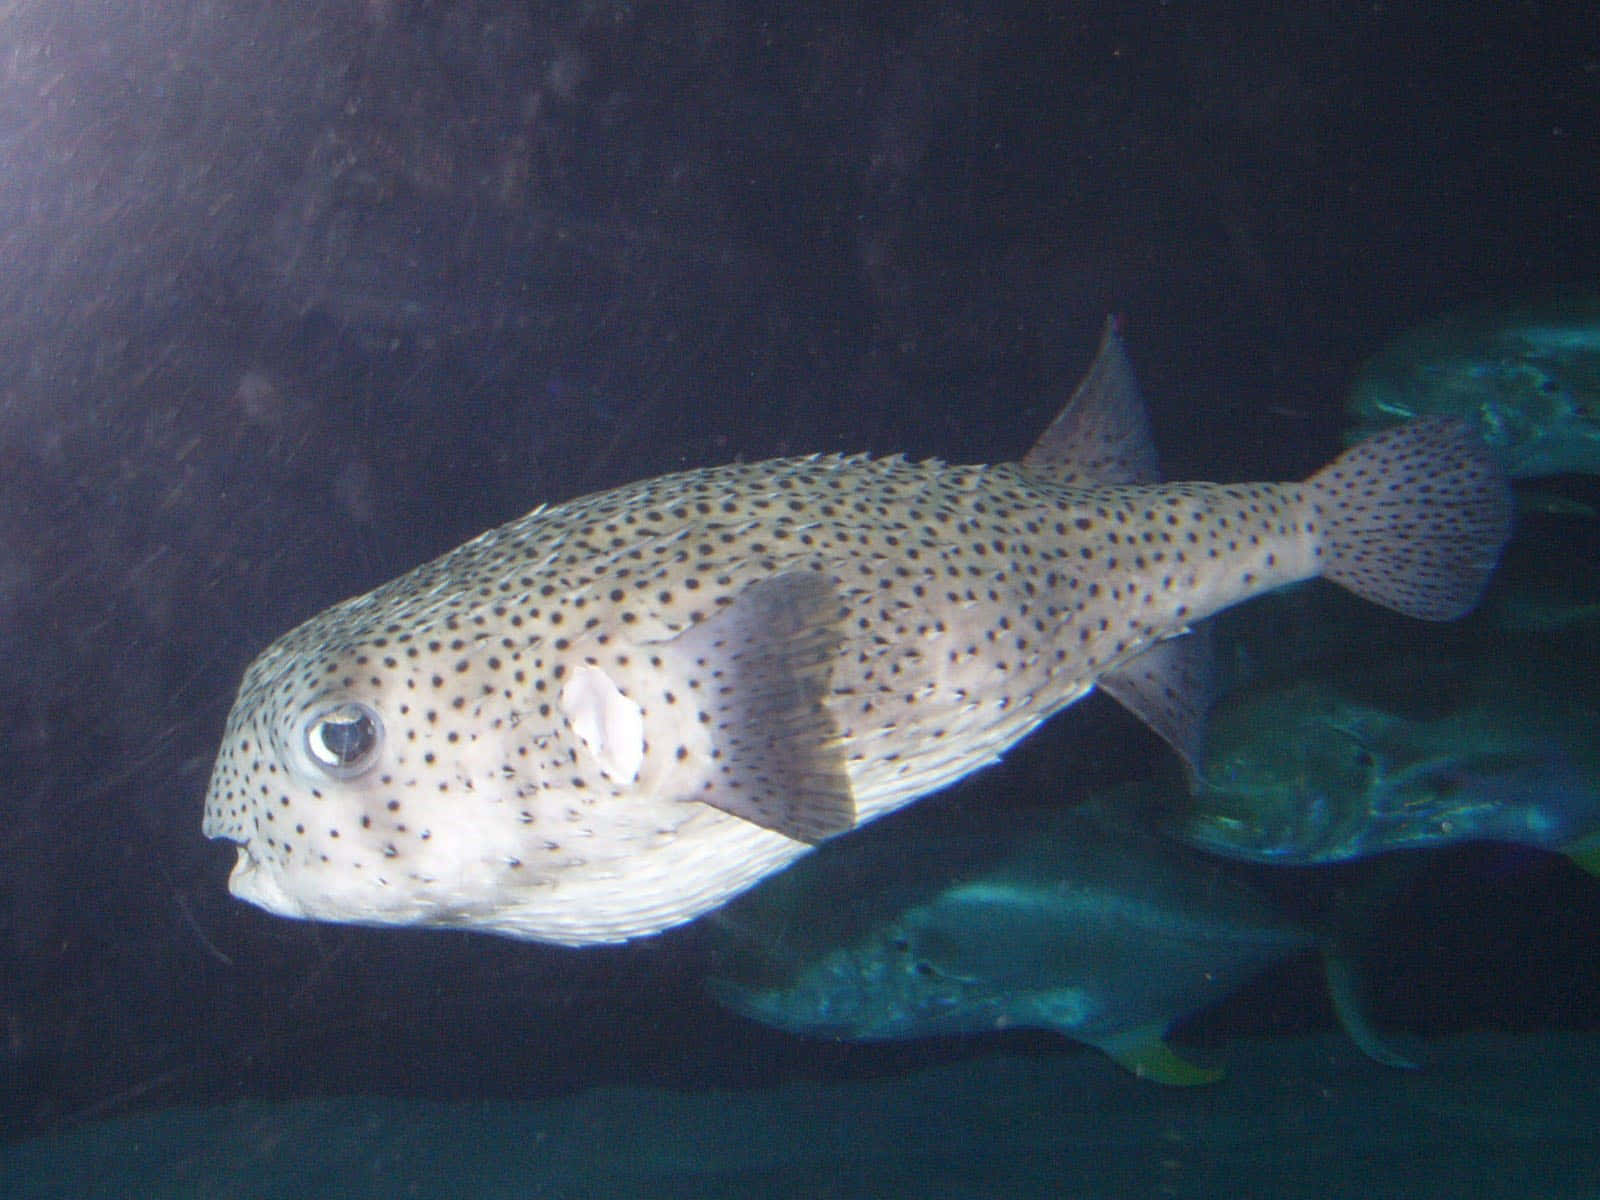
[1,3,1597,1195]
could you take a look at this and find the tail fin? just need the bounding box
[1323,947,1421,1071]
[1306,418,1513,620]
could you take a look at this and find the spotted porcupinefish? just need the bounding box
[204,323,1512,945]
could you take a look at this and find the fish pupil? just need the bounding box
[305,703,382,774]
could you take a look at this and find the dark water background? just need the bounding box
[0,0,1597,1140]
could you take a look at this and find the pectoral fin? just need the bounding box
[669,571,854,843]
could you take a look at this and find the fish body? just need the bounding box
[204,326,1511,945]
[1184,669,1600,866]
[707,805,1337,1083]
[1345,289,1600,478]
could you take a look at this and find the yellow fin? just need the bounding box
[1562,832,1600,877]
[1097,1024,1225,1086]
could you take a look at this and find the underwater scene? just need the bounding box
[1,3,1598,1197]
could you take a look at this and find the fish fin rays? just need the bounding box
[1021,316,1161,486]
[1028,318,1216,772]
[669,571,855,844]
[1097,626,1216,778]
[1308,417,1513,621]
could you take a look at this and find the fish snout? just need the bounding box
[224,844,309,919]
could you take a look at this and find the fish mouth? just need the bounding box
[225,846,309,919]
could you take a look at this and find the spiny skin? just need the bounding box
[205,423,1507,945]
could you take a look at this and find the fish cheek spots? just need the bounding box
[303,701,384,778]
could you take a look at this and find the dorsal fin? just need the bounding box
[1030,319,1212,768]
[1021,316,1159,485]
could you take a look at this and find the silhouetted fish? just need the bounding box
[1346,289,1600,477]
[1184,667,1600,872]
[707,805,1400,1083]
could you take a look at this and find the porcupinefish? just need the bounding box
[203,323,1512,945]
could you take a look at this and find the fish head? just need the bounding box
[708,911,1020,1041]
[201,511,852,944]
[708,881,1105,1042]
[1185,685,1390,862]
[201,591,605,932]
[1345,291,1600,478]
[1193,666,1600,862]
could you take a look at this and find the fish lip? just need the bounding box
[226,846,307,919]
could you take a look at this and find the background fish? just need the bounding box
[1488,581,1600,635]
[203,327,1512,945]
[1345,288,1600,478]
[1181,654,1600,870]
[705,803,1400,1084]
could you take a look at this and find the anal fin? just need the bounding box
[669,571,853,843]
[1323,948,1421,1071]
[1098,626,1216,779]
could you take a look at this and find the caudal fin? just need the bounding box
[1306,418,1513,621]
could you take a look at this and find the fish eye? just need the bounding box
[303,702,383,777]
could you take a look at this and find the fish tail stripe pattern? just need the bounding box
[1304,417,1514,621]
